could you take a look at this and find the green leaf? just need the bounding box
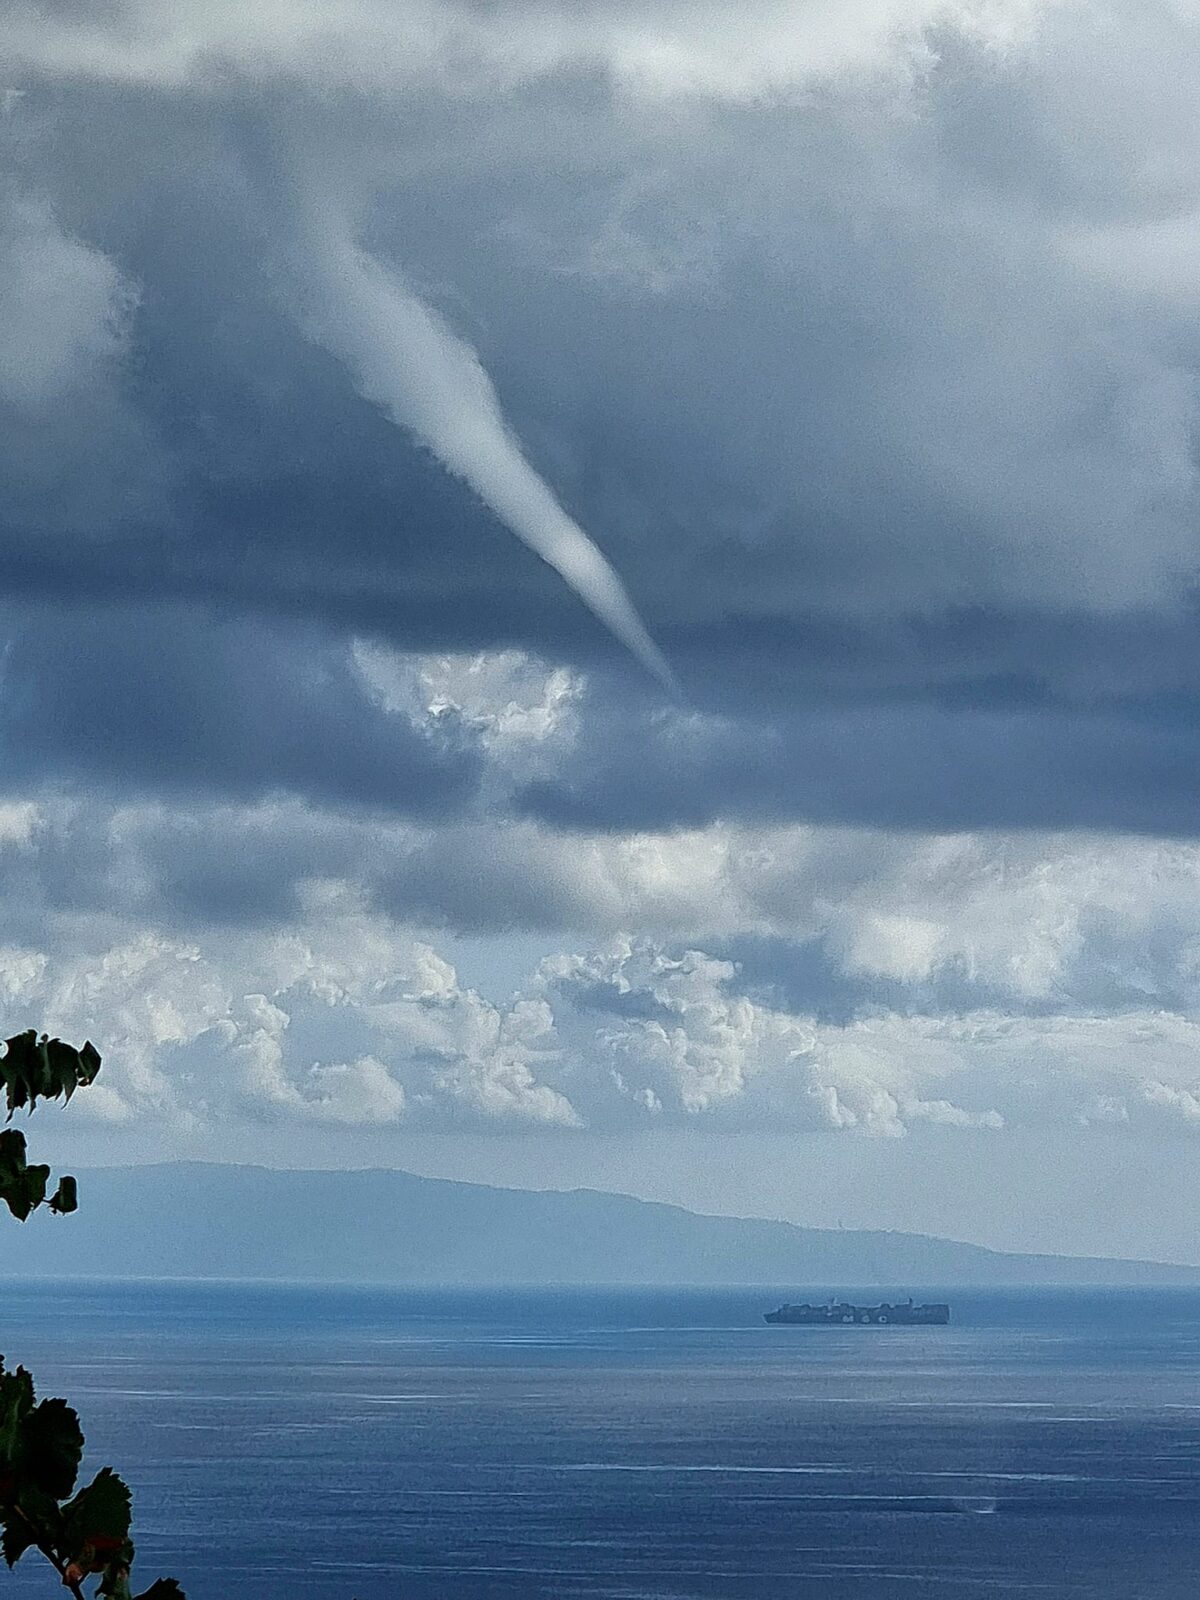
[23,1397,83,1500]
[62,1466,132,1559]
[49,1175,78,1215]
[78,1040,102,1087]
[0,1366,36,1466]
[0,1164,48,1222]
[133,1582,186,1599]
[0,1128,27,1172]
[1,1516,36,1567]
[0,1130,48,1222]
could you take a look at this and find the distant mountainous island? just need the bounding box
[2,1163,1196,1286]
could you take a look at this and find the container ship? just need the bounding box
[764,1298,950,1326]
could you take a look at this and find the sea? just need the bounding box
[2,1282,1199,1598]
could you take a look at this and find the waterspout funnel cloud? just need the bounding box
[297,219,676,692]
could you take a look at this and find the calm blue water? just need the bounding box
[3,1283,1199,1597]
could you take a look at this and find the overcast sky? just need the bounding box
[6,0,1200,1262]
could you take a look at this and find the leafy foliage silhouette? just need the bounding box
[0,1030,185,1600]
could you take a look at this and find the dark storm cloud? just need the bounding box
[519,663,1200,836]
[0,603,481,812]
[4,1,1200,832]
[0,796,383,937]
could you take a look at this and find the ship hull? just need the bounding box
[764,1302,950,1326]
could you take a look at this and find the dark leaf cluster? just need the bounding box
[1,1029,186,1599]
[0,1131,77,1222]
[0,1031,97,1224]
[1,1031,101,1118]
[0,1357,179,1597]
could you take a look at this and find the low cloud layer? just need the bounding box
[8,902,1200,1144]
[6,744,1200,1146]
